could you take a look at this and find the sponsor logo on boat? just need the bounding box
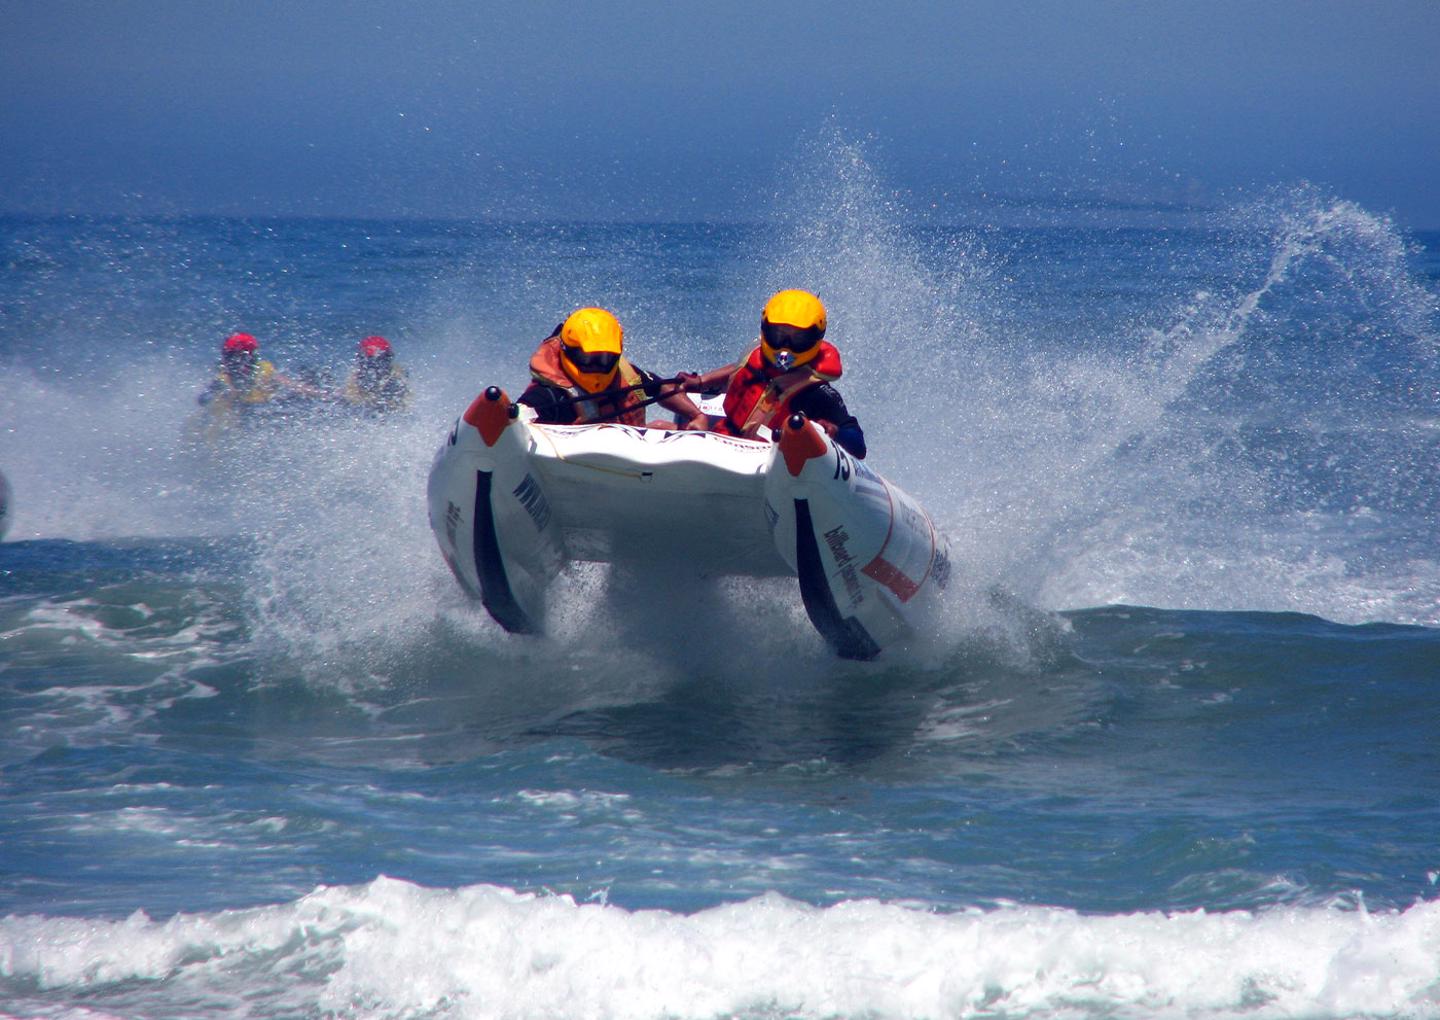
[931,546,951,591]
[823,524,865,607]
[862,555,920,603]
[851,472,889,505]
[512,473,552,531]
[445,501,462,548]
[654,429,701,444]
[899,500,927,536]
[593,423,646,438]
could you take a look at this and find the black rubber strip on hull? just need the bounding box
[794,498,880,660]
[473,470,539,634]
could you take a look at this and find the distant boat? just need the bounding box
[0,469,10,542]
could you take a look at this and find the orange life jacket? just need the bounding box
[528,336,647,426]
[719,341,843,437]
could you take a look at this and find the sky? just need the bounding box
[3,0,1438,228]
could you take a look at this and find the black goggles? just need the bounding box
[565,347,620,374]
[761,320,823,353]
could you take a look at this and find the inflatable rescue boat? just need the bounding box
[426,387,950,659]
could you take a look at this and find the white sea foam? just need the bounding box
[0,358,207,542]
[743,143,1439,639]
[0,590,230,762]
[2,878,1437,1019]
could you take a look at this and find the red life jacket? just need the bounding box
[719,341,843,437]
[527,336,647,426]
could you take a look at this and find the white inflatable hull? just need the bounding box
[426,388,950,659]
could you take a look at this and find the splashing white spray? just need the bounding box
[755,141,1439,626]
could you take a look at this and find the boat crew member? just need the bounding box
[517,307,709,429]
[339,335,411,414]
[679,289,866,458]
[197,333,321,410]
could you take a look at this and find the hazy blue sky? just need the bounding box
[4,0,1438,227]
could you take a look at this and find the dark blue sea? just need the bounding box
[2,169,1439,1018]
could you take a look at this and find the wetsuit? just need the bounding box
[788,383,866,459]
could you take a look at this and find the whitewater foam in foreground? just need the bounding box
[4,878,1439,1019]
[2,174,1438,1020]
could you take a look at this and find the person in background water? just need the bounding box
[340,335,411,414]
[678,289,866,458]
[197,333,321,411]
[517,307,708,429]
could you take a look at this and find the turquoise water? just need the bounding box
[1,176,1439,1017]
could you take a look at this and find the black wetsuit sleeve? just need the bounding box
[635,366,692,399]
[517,383,578,425]
[792,383,867,459]
[629,366,661,397]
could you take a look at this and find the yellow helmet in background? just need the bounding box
[559,307,624,393]
[760,289,827,369]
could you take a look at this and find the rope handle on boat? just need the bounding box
[556,375,686,407]
[583,386,693,424]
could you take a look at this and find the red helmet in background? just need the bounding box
[222,333,259,354]
[358,336,392,358]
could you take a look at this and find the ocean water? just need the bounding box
[2,161,1439,1019]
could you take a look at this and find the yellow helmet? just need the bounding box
[760,289,827,369]
[559,307,624,393]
